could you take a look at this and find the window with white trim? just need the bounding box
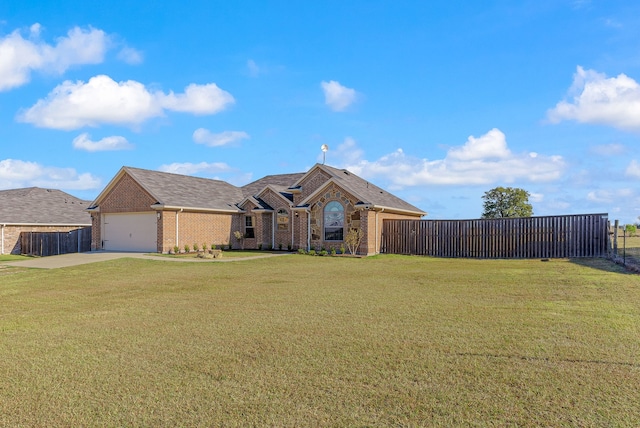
[244,215,255,238]
[324,201,344,241]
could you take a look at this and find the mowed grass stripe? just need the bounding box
[1,255,639,426]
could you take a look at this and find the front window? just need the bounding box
[245,215,255,239]
[324,201,344,241]
[277,209,288,231]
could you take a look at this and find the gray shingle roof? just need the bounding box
[307,164,426,215]
[241,173,305,198]
[122,167,244,211]
[0,187,91,225]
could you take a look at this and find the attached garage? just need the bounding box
[102,212,157,252]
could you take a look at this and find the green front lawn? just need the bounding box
[1,255,638,426]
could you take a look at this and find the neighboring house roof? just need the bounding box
[0,187,91,225]
[91,166,244,212]
[297,164,426,216]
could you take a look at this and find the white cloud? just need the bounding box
[117,46,143,65]
[587,188,634,204]
[342,128,565,187]
[17,75,235,130]
[158,83,234,115]
[247,59,260,77]
[589,143,627,156]
[322,137,364,165]
[0,24,110,91]
[626,160,640,178]
[193,129,249,147]
[547,66,640,132]
[321,80,357,111]
[0,158,100,190]
[72,133,133,152]
[158,162,233,176]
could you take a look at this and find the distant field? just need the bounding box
[1,255,638,426]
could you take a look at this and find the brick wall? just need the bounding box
[158,210,235,253]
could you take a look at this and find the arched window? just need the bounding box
[277,208,289,231]
[324,201,344,241]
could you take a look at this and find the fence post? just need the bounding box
[613,219,619,255]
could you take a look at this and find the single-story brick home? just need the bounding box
[87,164,426,255]
[0,187,92,255]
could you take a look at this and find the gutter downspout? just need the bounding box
[290,207,294,250]
[272,211,275,250]
[375,207,385,255]
[176,208,183,249]
[307,209,311,251]
[1,224,4,255]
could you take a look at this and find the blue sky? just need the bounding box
[1,0,639,223]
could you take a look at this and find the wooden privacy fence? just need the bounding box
[20,227,92,257]
[381,214,609,258]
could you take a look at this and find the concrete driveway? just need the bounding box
[2,251,290,269]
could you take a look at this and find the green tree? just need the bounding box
[481,186,533,219]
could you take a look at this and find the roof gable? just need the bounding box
[92,167,243,212]
[0,187,91,225]
[296,164,426,216]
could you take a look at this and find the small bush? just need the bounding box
[211,244,217,250]
[340,244,346,254]
[184,244,190,253]
[173,245,179,254]
[319,250,328,256]
[308,250,316,256]
[331,248,337,256]
[193,243,199,252]
[297,248,306,255]
[626,224,637,236]
[278,243,283,251]
[258,243,263,250]
[288,244,292,251]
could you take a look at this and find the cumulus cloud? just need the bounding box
[547,66,640,132]
[587,188,634,204]
[626,160,640,178]
[72,133,133,152]
[193,129,249,147]
[17,75,235,130]
[342,128,565,187]
[0,24,110,91]
[158,162,233,176]
[247,59,260,77]
[321,80,357,111]
[0,158,100,190]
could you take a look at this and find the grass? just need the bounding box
[152,249,289,259]
[0,255,639,426]
[614,233,640,265]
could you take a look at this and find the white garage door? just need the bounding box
[103,213,157,252]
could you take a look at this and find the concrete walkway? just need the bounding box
[2,251,292,269]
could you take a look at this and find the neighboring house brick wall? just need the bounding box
[2,225,84,255]
[91,214,101,250]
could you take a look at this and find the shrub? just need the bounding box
[319,250,328,256]
[278,243,283,251]
[308,250,316,256]
[258,243,263,250]
[340,244,346,254]
[184,244,190,253]
[211,244,217,250]
[288,244,292,251]
[193,243,199,252]
[345,228,364,255]
[331,248,337,256]
[173,245,179,254]
[625,224,637,236]
[297,248,306,255]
